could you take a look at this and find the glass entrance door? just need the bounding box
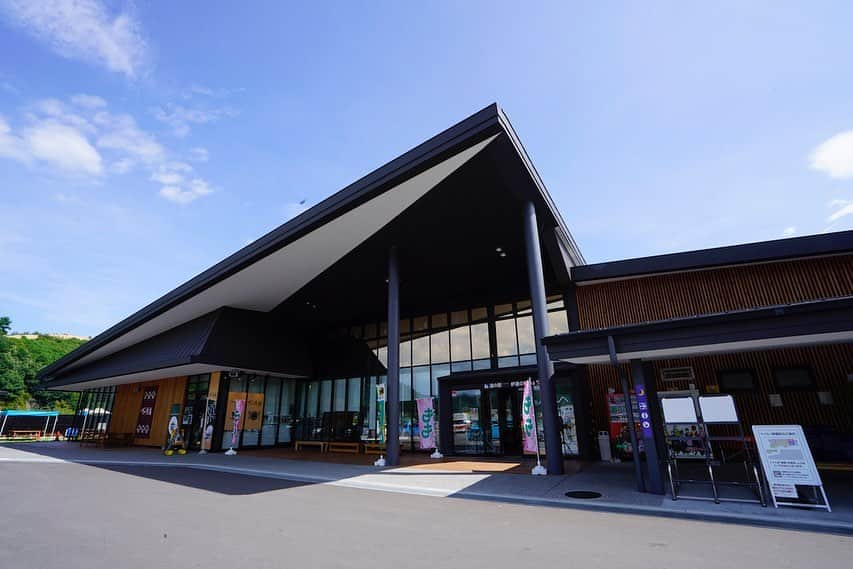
[496,387,522,456]
[450,384,524,457]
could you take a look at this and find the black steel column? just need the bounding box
[522,201,563,475]
[609,336,645,492]
[631,359,664,494]
[385,246,401,466]
[438,381,453,455]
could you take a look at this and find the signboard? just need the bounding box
[698,395,738,423]
[607,390,644,457]
[244,392,264,431]
[135,386,158,438]
[521,379,538,454]
[201,398,216,451]
[634,383,653,439]
[752,425,830,510]
[416,398,436,450]
[376,384,386,444]
[230,399,245,449]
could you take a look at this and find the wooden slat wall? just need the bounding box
[108,376,188,447]
[576,255,853,330]
[586,344,853,437]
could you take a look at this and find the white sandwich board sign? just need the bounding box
[752,425,830,511]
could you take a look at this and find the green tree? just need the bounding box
[0,316,85,411]
[0,316,10,335]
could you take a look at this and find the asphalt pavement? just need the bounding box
[2,461,851,569]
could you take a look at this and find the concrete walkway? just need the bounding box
[2,442,851,535]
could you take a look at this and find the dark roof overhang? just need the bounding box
[41,307,312,390]
[571,230,853,284]
[543,295,853,364]
[38,104,584,384]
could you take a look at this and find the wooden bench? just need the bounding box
[327,441,362,454]
[10,430,41,439]
[104,433,134,447]
[78,431,107,447]
[363,442,385,455]
[294,440,327,452]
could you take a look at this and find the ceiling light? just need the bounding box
[499,252,507,258]
[495,247,503,253]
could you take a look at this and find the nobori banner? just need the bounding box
[416,398,436,450]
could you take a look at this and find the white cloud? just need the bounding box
[94,110,164,164]
[810,130,853,179]
[782,226,796,236]
[0,0,148,78]
[150,161,191,185]
[159,179,212,205]
[71,93,107,109]
[828,199,853,223]
[0,94,217,204]
[1,113,102,174]
[189,147,209,162]
[0,115,31,164]
[24,120,103,174]
[152,162,213,204]
[151,103,236,137]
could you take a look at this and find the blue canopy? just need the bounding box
[1,410,59,417]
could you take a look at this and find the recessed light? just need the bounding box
[495,247,503,253]
[499,252,507,258]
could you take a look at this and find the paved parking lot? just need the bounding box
[2,461,851,569]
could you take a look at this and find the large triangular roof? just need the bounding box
[39,104,584,387]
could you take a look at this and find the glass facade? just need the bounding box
[210,295,570,454]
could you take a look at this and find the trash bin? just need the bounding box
[598,430,612,462]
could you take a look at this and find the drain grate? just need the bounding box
[564,490,602,499]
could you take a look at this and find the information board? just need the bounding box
[698,395,738,423]
[661,397,697,424]
[752,425,830,511]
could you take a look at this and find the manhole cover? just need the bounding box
[564,490,602,499]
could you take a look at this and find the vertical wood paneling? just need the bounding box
[577,255,853,330]
[108,376,188,447]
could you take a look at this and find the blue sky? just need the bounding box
[1,1,852,336]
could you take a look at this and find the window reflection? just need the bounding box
[495,318,518,357]
[430,329,450,363]
[516,315,535,354]
[450,324,471,362]
[295,298,571,452]
[470,322,490,360]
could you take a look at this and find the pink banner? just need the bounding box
[416,398,436,450]
[230,399,245,448]
[522,380,538,454]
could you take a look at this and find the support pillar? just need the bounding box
[522,201,563,475]
[631,359,664,495]
[385,246,401,466]
[609,336,645,492]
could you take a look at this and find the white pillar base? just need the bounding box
[374,455,387,467]
[531,463,548,476]
[224,448,237,456]
[430,450,444,459]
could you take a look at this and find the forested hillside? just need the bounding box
[0,317,85,412]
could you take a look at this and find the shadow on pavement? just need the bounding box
[98,464,313,495]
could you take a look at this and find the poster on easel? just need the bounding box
[752,425,831,511]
